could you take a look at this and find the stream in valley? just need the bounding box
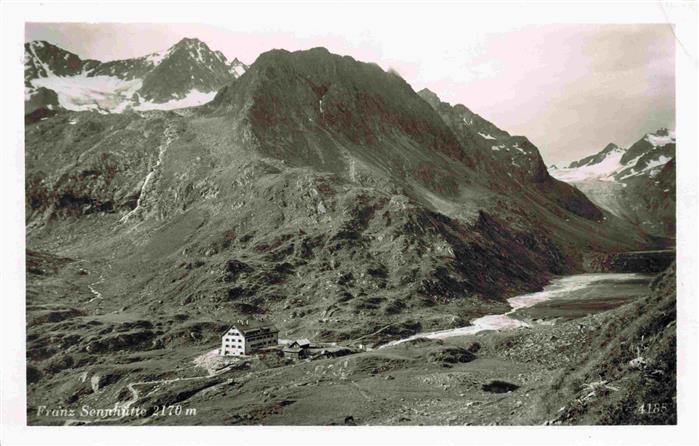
[381,272,653,348]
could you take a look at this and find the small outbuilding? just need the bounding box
[282,339,312,359]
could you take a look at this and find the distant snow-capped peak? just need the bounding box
[24,37,247,114]
[552,146,625,183]
[550,129,675,184]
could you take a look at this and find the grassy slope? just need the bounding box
[533,263,676,424]
[27,247,674,425]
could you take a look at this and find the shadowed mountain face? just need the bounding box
[550,129,676,238]
[25,47,659,418]
[205,48,470,182]
[415,88,604,222]
[204,49,604,221]
[138,38,244,103]
[24,40,100,82]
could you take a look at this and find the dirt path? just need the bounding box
[116,376,205,411]
[64,374,213,426]
[350,381,372,401]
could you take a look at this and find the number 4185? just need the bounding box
[637,402,668,414]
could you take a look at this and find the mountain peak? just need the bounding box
[26,40,49,48]
[141,38,210,65]
[25,39,73,56]
[24,40,87,83]
[566,142,624,169]
[25,40,68,52]
[168,37,216,55]
[173,37,205,48]
[600,142,623,154]
[306,46,332,54]
[417,88,442,109]
[253,47,337,67]
[207,45,470,169]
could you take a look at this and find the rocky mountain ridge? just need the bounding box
[26,47,651,336]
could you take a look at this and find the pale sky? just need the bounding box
[25,18,675,166]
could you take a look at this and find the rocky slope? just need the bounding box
[535,263,676,425]
[550,129,676,238]
[26,253,674,426]
[417,88,605,222]
[25,46,659,423]
[24,39,248,114]
[417,88,544,182]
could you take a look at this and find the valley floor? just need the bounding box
[26,258,676,426]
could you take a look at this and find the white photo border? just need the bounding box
[1,1,697,445]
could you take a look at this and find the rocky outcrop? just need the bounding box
[427,346,477,367]
[584,250,675,273]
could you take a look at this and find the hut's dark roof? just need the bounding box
[223,320,278,336]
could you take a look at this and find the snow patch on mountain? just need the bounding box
[145,50,170,67]
[30,75,142,112]
[646,130,675,147]
[133,89,217,111]
[618,155,673,181]
[230,64,246,77]
[512,143,527,155]
[26,41,55,77]
[551,148,625,183]
[228,58,247,77]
